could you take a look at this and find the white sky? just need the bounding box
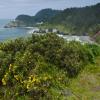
[0,0,100,19]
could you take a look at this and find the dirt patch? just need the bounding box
[91,86,100,92]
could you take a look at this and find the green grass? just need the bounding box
[67,57,100,100]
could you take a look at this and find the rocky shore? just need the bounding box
[4,20,27,28]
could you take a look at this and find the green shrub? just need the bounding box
[60,41,94,77]
[0,33,100,99]
[87,44,100,56]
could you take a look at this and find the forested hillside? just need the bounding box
[34,8,61,22]
[15,9,61,26]
[44,3,100,35]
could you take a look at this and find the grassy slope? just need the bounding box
[67,57,100,100]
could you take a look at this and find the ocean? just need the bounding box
[0,19,33,42]
[0,19,93,43]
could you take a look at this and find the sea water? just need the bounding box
[0,19,34,41]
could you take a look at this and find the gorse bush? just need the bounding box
[0,33,100,99]
[60,42,95,77]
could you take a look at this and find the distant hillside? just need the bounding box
[15,15,34,26]
[5,9,61,27]
[45,3,100,35]
[15,9,61,26]
[34,8,61,22]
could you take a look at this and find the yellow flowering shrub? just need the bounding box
[22,75,40,91]
[0,33,99,99]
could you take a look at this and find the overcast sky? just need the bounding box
[0,0,100,19]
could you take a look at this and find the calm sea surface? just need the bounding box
[0,19,33,42]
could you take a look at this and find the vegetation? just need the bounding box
[68,56,100,100]
[15,9,61,27]
[16,15,35,26]
[34,9,61,22]
[0,33,100,99]
[43,3,100,35]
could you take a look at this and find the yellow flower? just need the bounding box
[15,93,19,96]
[27,84,30,89]
[20,81,23,84]
[29,76,32,80]
[58,77,62,80]
[33,87,37,90]
[30,75,34,77]
[2,78,6,85]
[10,64,12,67]
[32,78,36,82]
[44,76,48,81]
[4,72,9,78]
[14,75,19,81]
[4,74,7,78]
[9,64,13,71]
[29,61,31,64]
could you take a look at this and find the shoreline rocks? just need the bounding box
[4,20,27,28]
